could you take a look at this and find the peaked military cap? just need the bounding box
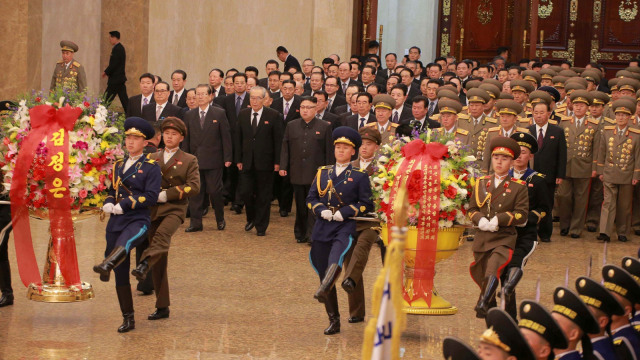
[537,86,561,102]
[511,132,538,154]
[591,91,610,105]
[603,264,640,304]
[438,99,463,114]
[612,99,637,115]
[373,94,396,110]
[124,117,155,139]
[467,88,491,103]
[496,99,523,116]
[519,300,568,349]
[576,276,624,317]
[552,286,600,334]
[161,116,187,136]
[569,90,593,106]
[484,308,535,360]
[442,337,480,360]
[510,80,535,94]
[358,126,381,145]
[490,136,520,159]
[60,40,79,53]
[529,90,553,105]
[333,126,361,149]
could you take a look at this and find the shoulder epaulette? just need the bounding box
[604,125,616,130]
[525,111,532,116]
[518,117,530,123]
[488,126,500,132]
[318,165,332,170]
[431,114,441,120]
[587,118,599,125]
[457,113,470,120]
[548,119,558,125]
[512,179,526,186]
[485,117,498,123]
[462,106,468,111]
[556,103,567,109]
[535,172,545,178]
[365,122,376,127]
[604,117,615,124]
[353,168,367,173]
[145,158,156,164]
[72,61,80,67]
[479,175,491,180]
[629,128,640,134]
[559,116,571,121]
[390,122,399,128]
[57,60,64,64]
[456,128,469,135]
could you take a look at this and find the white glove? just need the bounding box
[112,203,124,215]
[478,217,489,231]
[102,203,114,214]
[158,191,167,203]
[321,210,333,221]
[333,211,344,222]
[489,216,499,232]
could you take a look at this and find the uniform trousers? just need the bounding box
[274,174,293,213]
[189,169,224,226]
[600,182,633,237]
[240,168,274,232]
[293,184,314,242]
[557,177,591,235]
[538,183,556,241]
[586,177,604,228]
[135,239,154,293]
[470,246,513,287]
[310,232,354,279]
[501,226,537,319]
[105,220,149,286]
[632,183,640,232]
[342,224,379,318]
[104,83,129,113]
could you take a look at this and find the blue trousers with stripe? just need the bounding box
[105,220,149,286]
[309,232,353,279]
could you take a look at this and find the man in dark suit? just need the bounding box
[277,46,301,72]
[103,31,128,113]
[323,76,346,113]
[314,91,340,129]
[343,92,375,130]
[208,68,225,99]
[222,73,251,213]
[280,96,334,243]
[303,73,325,96]
[258,59,279,88]
[235,87,284,236]
[528,102,567,242]
[389,84,413,123]
[396,95,441,136]
[183,84,233,232]
[169,70,188,108]
[400,68,421,104]
[336,62,361,97]
[424,78,443,118]
[381,53,398,79]
[142,81,182,123]
[126,73,155,118]
[332,84,362,116]
[266,70,282,99]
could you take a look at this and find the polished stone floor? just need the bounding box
[0,205,637,360]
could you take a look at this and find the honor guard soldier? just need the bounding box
[341,126,381,324]
[596,99,640,243]
[442,337,480,360]
[621,256,640,333]
[518,300,568,360]
[551,286,600,360]
[556,90,599,238]
[366,94,398,145]
[499,133,549,319]
[50,40,87,93]
[468,137,529,318]
[306,126,374,335]
[93,117,162,333]
[435,99,470,145]
[602,264,640,357]
[458,88,497,162]
[481,99,529,172]
[131,117,200,321]
[479,308,535,360]
[575,276,632,360]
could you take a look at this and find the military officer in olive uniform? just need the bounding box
[50,41,87,93]
[556,90,600,238]
[518,300,568,360]
[551,286,600,360]
[457,88,498,163]
[481,99,529,173]
[131,117,200,321]
[93,117,162,333]
[434,99,470,145]
[510,80,535,117]
[602,264,640,358]
[306,126,374,335]
[468,137,529,318]
[364,94,399,146]
[596,99,640,242]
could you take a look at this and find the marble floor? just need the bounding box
[0,205,637,360]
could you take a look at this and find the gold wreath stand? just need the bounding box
[26,209,96,302]
[381,225,465,315]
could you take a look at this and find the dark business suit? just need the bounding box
[235,107,284,233]
[142,102,182,123]
[270,95,301,214]
[169,90,187,108]
[326,95,346,113]
[257,78,268,88]
[343,113,376,130]
[405,83,422,105]
[284,54,301,72]
[104,42,128,112]
[426,99,440,117]
[271,95,301,123]
[336,79,362,96]
[183,106,233,227]
[396,117,442,137]
[126,94,154,118]
[528,123,567,241]
[280,118,334,242]
[222,93,250,208]
[332,104,352,116]
[391,105,413,123]
[317,110,340,129]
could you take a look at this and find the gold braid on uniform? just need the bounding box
[474,178,491,208]
[316,169,332,197]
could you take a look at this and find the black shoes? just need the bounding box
[148,307,170,320]
[185,226,203,232]
[570,234,580,239]
[93,246,128,282]
[115,285,135,333]
[279,210,289,217]
[231,204,243,214]
[324,317,341,335]
[0,292,14,307]
[560,229,569,236]
[202,207,209,216]
[296,238,307,243]
[131,259,150,281]
[348,317,364,323]
[635,230,640,236]
[540,238,551,243]
[217,220,226,230]
[244,222,255,231]
[341,278,356,294]
[257,231,266,236]
[619,235,629,243]
[118,313,135,333]
[587,226,597,233]
[597,233,610,242]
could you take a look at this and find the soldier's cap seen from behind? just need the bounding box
[602,264,640,305]
[575,276,624,317]
[552,286,600,334]
[519,300,568,349]
[442,336,480,360]
[484,308,535,360]
[511,132,538,154]
[124,117,155,139]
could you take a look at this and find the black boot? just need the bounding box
[314,264,342,303]
[93,247,128,282]
[475,275,499,318]
[115,285,135,333]
[323,287,340,335]
[131,259,150,281]
[0,261,13,307]
[501,267,523,303]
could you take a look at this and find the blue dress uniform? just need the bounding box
[93,117,161,333]
[306,127,373,335]
[602,264,640,358]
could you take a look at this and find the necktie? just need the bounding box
[212,88,217,96]
[173,93,179,105]
[306,77,310,84]
[156,105,162,121]
[235,96,242,115]
[252,112,259,132]
[393,110,399,123]
[342,83,347,93]
[142,97,148,111]
[327,99,333,111]
[359,117,366,128]
[428,102,435,117]
[200,110,206,128]
[284,102,290,117]
[538,128,544,149]
[316,114,321,120]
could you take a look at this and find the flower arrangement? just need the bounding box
[371,130,479,228]
[0,88,125,211]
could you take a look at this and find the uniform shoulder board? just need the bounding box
[516,127,529,133]
[458,113,470,120]
[390,122,399,128]
[559,115,571,121]
[587,118,599,125]
[512,179,526,186]
[485,117,498,123]
[525,111,532,116]
[479,175,491,180]
[488,126,500,132]
[57,60,64,64]
[548,119,558,125]
[353,168,367,173]
[556,103,567,109]
[431,114,441,120]
[365,122,376,128]
[145,157,156,164]
[629,128,640,134]
[604,117,616,124]
[318,165,331,170]
[517,117,530,123]
[456,128,469,135]
[462,105,469,111]
[72,61,80,67]
[535,172,545,178]
[604,125,616,130]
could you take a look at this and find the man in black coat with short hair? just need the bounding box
[103,31,128,113]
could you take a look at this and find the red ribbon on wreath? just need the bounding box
[10,104,82,287]
[388,139,448,306]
